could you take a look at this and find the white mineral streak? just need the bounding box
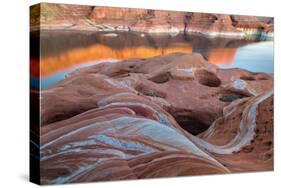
[192,90,273,154]
[42,116,229,184]
[224,79,257,96]
[176,68,193,73]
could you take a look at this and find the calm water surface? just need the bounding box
[30,31,273,89]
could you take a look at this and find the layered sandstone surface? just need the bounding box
[30,3,274,37]
[39,53,273,184]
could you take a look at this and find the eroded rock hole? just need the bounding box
[170,109,211,135]
[194,69,221,87]
[135,85,166,98]
[148,72,171,84]
[240,75,256,81]
[219,93,247,103]
[174,115,210,135]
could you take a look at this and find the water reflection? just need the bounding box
[30,31,273,89]
[207,48,237,65]
[219,41,274,73]
[39,44,192,77]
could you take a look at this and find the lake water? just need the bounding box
[30,31,274,89]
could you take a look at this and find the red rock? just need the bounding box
[42,53,273,134]
[184,13,238,34]
[38,52,273,184]
[231,15,266,29]
[194,69,221,87]
[31,3,273,36]
[40,73,137,125]
[196,91,273,172]
[40,93,229,184]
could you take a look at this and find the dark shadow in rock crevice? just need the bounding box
[135,85,167,99]
[169,108,212,135]
[148,72,171,84]
[194,69,221,87]
[174,115,211,135]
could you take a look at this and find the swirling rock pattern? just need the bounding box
[39,53,273,184]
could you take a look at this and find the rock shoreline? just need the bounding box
[32,26,274,40]
[30,3,274,184]
[30,3,274,40]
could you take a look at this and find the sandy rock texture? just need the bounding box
[39,53,273,184]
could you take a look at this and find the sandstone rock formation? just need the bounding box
[39,53,273,184]
[90,8,186,33]
[197,91,273,172]
[30,3,274,38]
[184,13,238,34]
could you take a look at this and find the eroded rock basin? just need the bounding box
[38,52,273,184]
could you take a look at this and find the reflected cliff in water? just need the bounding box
[30,31,273,89]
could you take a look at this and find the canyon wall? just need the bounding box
[30,3,274,38]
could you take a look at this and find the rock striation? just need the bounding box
[39,52,273,184]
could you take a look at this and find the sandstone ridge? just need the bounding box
[39,52,273,184]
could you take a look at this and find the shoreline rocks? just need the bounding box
[30,3,274,39]
[30,2,274,184]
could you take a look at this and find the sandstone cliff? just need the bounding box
[30,3,274,38]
